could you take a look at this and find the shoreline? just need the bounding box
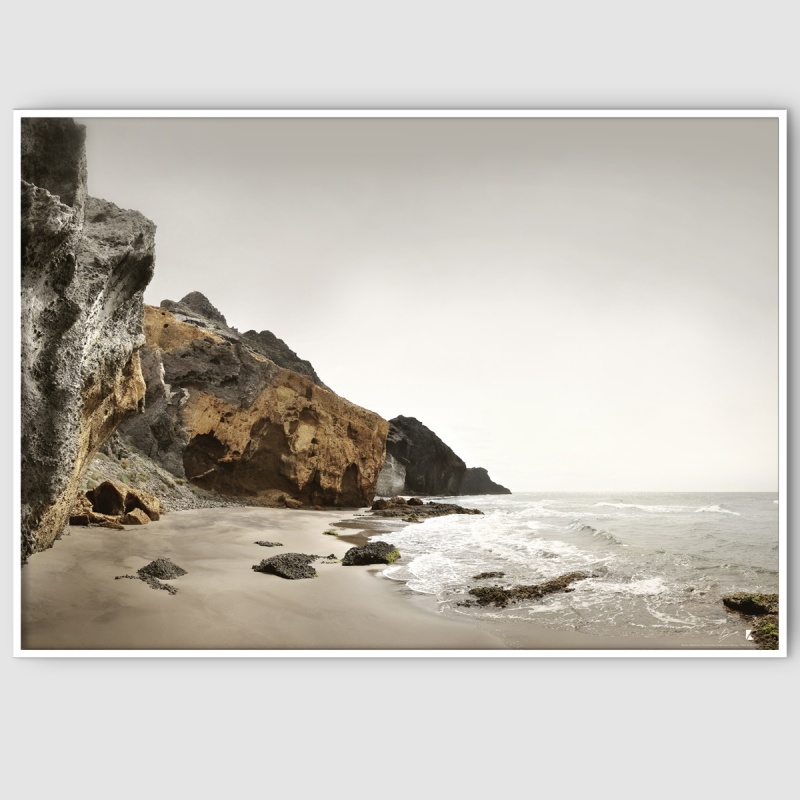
[21,505,757,652]
[21,506,505,651]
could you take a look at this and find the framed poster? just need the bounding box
[15,110,786,656]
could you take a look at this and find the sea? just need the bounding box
[370,492,779,641]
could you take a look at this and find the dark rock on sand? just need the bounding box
[114,557,187,595]
[255,541,284,547]
[468,572,592,608]
[138,558,188,580]
[341,541,401,566]
[253,553,320,579]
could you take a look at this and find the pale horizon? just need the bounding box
[77,115,780,493]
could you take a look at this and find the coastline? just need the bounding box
[21,505,756,652]
[20,506,505,651]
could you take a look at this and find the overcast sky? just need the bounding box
[78,116,779,492]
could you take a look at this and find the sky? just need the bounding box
[77,116,780,492]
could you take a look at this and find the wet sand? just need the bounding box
[20,506,755,652]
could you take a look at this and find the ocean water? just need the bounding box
[377,492,779,639]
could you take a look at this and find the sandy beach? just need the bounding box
[21,507,508,651]
[19,505,757,653]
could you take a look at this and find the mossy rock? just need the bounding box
[341,541,400,566]
[751,618,779,650]
[468,572,591,607]
[722,593,778,616]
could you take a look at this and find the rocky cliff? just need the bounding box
[120,294,388,507]
[376,416,510,497]
[21,118,156,558]
[460,467,511,495]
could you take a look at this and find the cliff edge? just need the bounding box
[375,416,510,497]
[21,118,156,558]
[120,294,388,507]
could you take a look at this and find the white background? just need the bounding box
[2,2,796,798]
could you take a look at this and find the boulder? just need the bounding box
[341,541,401,566]
[252,553,320,580]
[125,488,161,521]
[468,572,592,607]
[121,508,150,525]
[86,480,127,516]
[85,480,161,521]
[722,593,779,616]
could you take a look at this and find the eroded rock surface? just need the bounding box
[376,416,509,497]
[121,296,388,507]
[341,541,401,566]
[21,118,155,559]
[460,467,511,495]
[253,553,320,579]
[467,572,592,608]
[722,592,780,650]
[369,496,483,523]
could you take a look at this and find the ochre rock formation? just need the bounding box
[121,299,388,507]
[21,118,155,559]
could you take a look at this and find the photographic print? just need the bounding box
[16,111,785,655]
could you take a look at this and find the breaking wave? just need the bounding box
[695,505,740,516]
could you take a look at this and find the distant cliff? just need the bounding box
[376,416,510,497]
[460,467,511,496]
[120,294,388,507]
[21,118,155,558]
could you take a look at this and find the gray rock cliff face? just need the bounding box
[459,467,511,495]
[381,416,467,496]
[20,118,155,559]
[374,453,406,497]
[376,416,510,497]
